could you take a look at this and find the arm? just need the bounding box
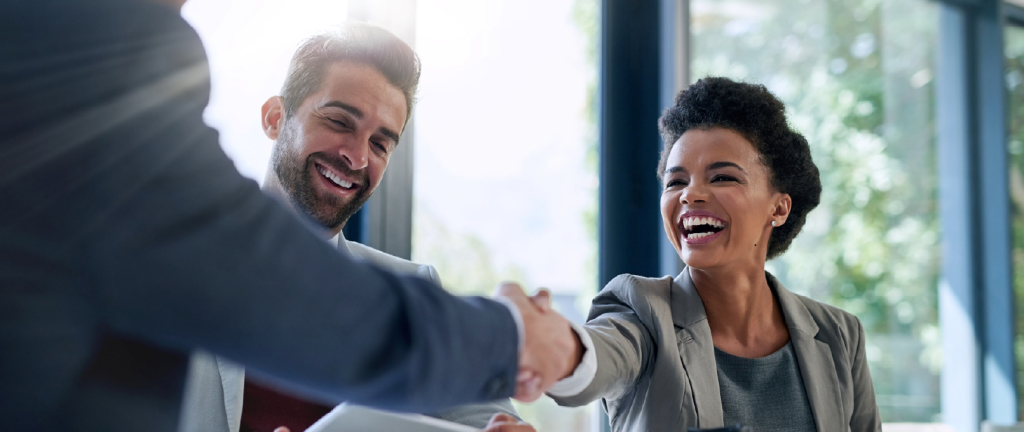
[547,280,654,407]
[422,265,524,428]
[848,318,882,431]
[74,11,519,412]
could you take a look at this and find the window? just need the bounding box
[1006,21,1024,422]
[411,0,599,429]
[182,0,351,181]
[692,0,942,422]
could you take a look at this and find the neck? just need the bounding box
[262,171,342,240]
[690,262,788,356]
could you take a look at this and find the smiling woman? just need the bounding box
[548,77,880,432]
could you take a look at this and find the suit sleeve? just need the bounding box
[549,276,654,407]
[419,264,525,427]
[69,13,519,413]
[848,317,882,431]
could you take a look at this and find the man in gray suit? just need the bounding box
[178,26,537,432]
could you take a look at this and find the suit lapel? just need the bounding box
[215,357,246,432]
[671,269,724,428]
[771,275,845,431]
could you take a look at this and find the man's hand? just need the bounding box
[482,413,537,432]
[494,283,581,402]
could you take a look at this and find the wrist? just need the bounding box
[562,324,585,379]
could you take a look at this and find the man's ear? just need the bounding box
[772,193,793,227]
[262,96,286,140]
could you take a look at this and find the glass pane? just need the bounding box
[412,0,599,429]
[692,0,941,423]
[182,0,350,181]
[1006,23,1024,422]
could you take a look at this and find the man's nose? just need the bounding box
[337,136,369,171]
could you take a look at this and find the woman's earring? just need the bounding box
[771,220,777,227]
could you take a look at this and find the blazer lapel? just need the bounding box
[771,274,845,431]
[671,269,724,428]
[216,357,246,432]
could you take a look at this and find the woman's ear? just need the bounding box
[772,193,792,227]
[261,96,286,140]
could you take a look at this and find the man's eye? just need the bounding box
[328,118,349,128]
[373,142,388,153]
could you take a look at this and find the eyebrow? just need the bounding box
[663,161,746,175]
[322,101,363,118]
[708,161,745,173]
[322,101,401,145]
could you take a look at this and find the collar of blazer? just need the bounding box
[668,267,844,431]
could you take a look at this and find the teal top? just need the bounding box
[714,342,817,432]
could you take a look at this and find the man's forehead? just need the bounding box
[310,63,407,120]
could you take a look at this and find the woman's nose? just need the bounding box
[680,184,708,204]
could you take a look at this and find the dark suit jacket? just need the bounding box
[551,269,881,432]
[0,1,519,430]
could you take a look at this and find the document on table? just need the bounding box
[305,404,480,432]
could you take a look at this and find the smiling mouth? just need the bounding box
[315,162,356,190]
[680,216,726,240]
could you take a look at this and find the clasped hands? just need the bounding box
[494,282,585,403]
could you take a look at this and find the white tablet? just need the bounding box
[305,404,480,432]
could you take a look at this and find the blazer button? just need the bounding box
[486,376,508,397]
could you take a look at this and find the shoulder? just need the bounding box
[789,291,864,348]
[595,274,676,315]
[344,241,441,285]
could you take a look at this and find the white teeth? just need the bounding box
[687,232,712,239]
[681,216,725,230]
[318,166,353,188]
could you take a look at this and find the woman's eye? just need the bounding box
[665,179,686,189]
[712,175,737,182]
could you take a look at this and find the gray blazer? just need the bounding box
[551,269,881,432]
[178,236,520,432]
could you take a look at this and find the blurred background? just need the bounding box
[181,0,1024,430]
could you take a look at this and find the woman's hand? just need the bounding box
[483,413,537,432]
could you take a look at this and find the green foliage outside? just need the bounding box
[692,0,941,422]
[1004,25,1024,422]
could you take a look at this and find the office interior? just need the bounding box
[181,0,1024,430]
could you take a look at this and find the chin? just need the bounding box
[679,249,725,271]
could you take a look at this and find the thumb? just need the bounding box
[273,428,290,432]
[531,288,553,312]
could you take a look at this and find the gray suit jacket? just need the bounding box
[551,269,881,432]
[179,236,520,432]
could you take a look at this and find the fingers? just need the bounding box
[486,413,518,425]
[483,423,537,432]
[514,371,543,402]
[483,413,537,432]
[494,282,574,402]
[530,288,552,311]
[494,281,527,298]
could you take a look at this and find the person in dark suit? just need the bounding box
[0,0,579,431]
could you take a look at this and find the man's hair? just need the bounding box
[281,23,421,125]
[658,77,822,260]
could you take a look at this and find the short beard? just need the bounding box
[270,121,371,231]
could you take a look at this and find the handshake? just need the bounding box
[493,283,585,402]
